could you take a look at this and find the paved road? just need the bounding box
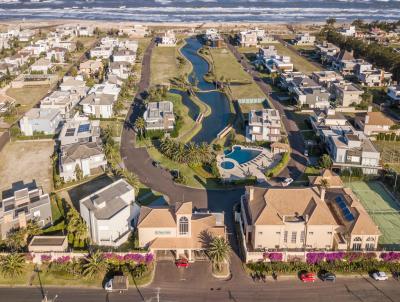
[226,42,307,180]
[2,275,400,302]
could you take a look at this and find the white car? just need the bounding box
[281,177,294,187]
[372,271,388,281]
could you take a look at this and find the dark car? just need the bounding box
[152,161,160,167]
[320,271,336,282]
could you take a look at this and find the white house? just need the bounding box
[89,82,120,101]
[80,93,115,118]
[293,33,316,45]
[339,26,356,37]
[112,49,136,63]
[19,108,62,136]
[388,86,400,103]
[59,141,107,181]
[247,109,282,142]
[31,58,52,74]
[79,179,140,247]
[159,30,176,47]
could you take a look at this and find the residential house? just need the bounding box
[40,90,81,117]
[79,59,104,76]
[387,86,400,103]
[118,25,148,38]
[258,47,293,73]
[332,50,364,75]
[240,175,380,253]
[89,82,120,101]
[327,132,381,175]
[58,116,100,146]
[74,25,94,37]
[0,35,10,49]
[338,26,356,37]
[100,37,119,48]
[80,179,140,246]
[311,70,343,89]
[316,42,340,65]
[80,93,115,118]
[310,108,348,132]
[118,40,139,52]
[238,30,258,47]
[143,101,175,131]
[46,47,67,63]
[112,49,136,63]
[279,71,308,90]
[355,111,398,136]
[19,108,62,136]
[18,29,35,42]
[0,184,52,240]
[204,28,223,48]
[158,30,177,47]
[247,109,282,142]
[109,61,131,80]
[293,33,316,45]
[30,58,52,74]
[138,201,226,261]
[59,75,89,98]
[4,52,30,67]
[90,46,113,59]
[289,77,330,109]
[355,63,392,87]
[25,40,49,56]
[331,81,363,107]
[59,141,107,181]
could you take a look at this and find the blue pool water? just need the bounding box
[220,161,235,170]
[225,146,261,165]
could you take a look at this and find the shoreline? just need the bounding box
[0,18,351,30]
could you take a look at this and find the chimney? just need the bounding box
[248,187,254,201]
[365,113,370,124]
[320,187,326,202]
[367,105,372,113]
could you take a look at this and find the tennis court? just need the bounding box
[346,181,400,250]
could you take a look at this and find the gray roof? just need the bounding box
[61,141,104,164]
[81,179,133,220]
[29,236,67,246]
[80,93,114,106]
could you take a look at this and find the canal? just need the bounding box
[171,37,231,144]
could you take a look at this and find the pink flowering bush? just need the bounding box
[306,252,325,264]
[40,254,52,263]
[263,252,283,262]
[325,252,345,262]
[380,252,400,262]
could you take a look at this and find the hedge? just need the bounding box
[265,152,290,178]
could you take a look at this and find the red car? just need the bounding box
[175,259,189,268]
[300,272,316,283]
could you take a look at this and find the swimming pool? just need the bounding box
[220,161,235,170]
[225,146,261,165]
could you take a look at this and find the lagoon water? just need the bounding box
[0,0,399,22]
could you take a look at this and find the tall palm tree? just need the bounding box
[123,170,140,191]
[0,254,26,278]
[207,237,231,272]
[134,117,146,138]
[82,251,106,279]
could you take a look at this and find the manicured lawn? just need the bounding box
[150,44,191,86]
[373,141,400,171]
[207,48,265,100]
[264,42,321,74]
[239,101,267,114]
[100,120,124,137]
[168,92,196,139]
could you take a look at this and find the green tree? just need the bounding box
[326,17,336,27]
[74,164,83,180]
[70,66,78,77]
[26,219,43,242]
[82,251,106,279]
[319,154,333,170]
[207,237,231,272]
[0,254,26,279]
[76,40,84,52]
[5,228,27,251]
[134,117,146,138]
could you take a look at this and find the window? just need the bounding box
[366,237,375,242]
[309,232,314,235]
[258,232,263,235]
[352,243,362,251]
[283,231,288,243]
[276,232,281,235]
[365,243,375,251]
[353,237,362,242]
[291,231,297,244]
[327,232,332,235]
[33,210,41,218]
[179,216,189,235]
[300,231,305,243]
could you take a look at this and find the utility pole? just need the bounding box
[156,288,160,302]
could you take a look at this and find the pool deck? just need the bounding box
[217,145,275,183]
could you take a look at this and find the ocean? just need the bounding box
[0,0,399,23]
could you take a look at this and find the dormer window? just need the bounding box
[179,216,189,235]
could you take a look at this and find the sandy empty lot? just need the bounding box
[0,140,54,194]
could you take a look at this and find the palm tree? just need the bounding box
[134,117,146,138]
[319,178,330,201]
[207,237,231,272]
[0,254,26,278]
[82,251,106,279]
[26,219,43,241]
[122,170,140,191]
[5,228,27,252]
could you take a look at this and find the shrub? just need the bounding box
[265,152,290,177]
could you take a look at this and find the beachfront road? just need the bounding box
[1,277,400,302]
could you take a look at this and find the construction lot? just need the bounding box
[347,181,400,250]
[0,140,54,193]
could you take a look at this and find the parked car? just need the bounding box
[104,275,129,293]
[393,271,400,280]
[304,149,309,157]
[372,271,388,281]
[152,161,160,167]
[281,177,294,187]
[319,271,336,282]
[175,258,189,268]
[300,272,316,283]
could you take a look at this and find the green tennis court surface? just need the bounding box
[346,181,400,250]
